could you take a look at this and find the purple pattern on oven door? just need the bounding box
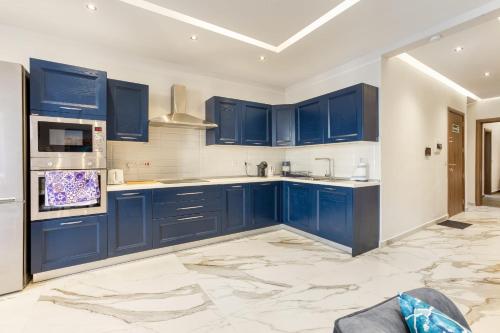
[45,170,100,207]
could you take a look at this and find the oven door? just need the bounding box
[30,169,107,221]
[30,115,106,159]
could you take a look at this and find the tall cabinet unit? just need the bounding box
[30,58,107,120]
[107,79,149,142]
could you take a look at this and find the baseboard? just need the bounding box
[281,225,352,254]
[379,214,448,247]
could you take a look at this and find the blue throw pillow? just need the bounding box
[398,292,471,333]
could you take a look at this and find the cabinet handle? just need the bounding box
[260,183,271,186]
[324,188,337,191]
[231,185,242,188]
[122,192,140,196]
[60,220,83,226]
[177,215,204,221]
[176,192,203,196]
[303,141,314,144]
[120,136,137,140]
[177,205,203,211]
[224,141,236,144]
[0,197,16,204]
[252,143,263,145]
[59,106,82,111]
[335,138,347,142]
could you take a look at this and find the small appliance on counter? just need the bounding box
[281,161,291,176]
[257,161,268,177]
[351,159,369,182]
[108,169,125,185]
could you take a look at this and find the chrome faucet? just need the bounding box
[315,157,334,178]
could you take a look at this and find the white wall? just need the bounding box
[0,23,287,180]
[466,99,500,203]
[284,60,382,180]
[483,123,500,193]
[380,56,467,241]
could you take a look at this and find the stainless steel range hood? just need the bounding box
[149,85,217,129]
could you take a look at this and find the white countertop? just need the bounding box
[107,176,380,192]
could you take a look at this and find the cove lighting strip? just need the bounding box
[117,0,361,53]
[397,53,481,101]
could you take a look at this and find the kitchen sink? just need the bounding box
[158,178,210,184]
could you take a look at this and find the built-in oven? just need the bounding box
[30,168,107,221]
[30,115,106,170]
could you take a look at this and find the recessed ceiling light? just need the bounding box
[484,72,491,77]
[190,35,198,41]
[86,3,97,11]
[429,34,442,42]
[453,46,464,53]
[259,55,266,62]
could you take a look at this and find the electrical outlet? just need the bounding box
[143,161,152,167]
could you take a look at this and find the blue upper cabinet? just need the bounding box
[241,102,272,146]
[30,58,107,120]
[283,182,313,232]
[108,190,153,257]
[272,105,295,147]
[250,182,280,227]
[295,97,325,145]
[107,79,149,142]
[206,97,241,145]
[325,83,379,143]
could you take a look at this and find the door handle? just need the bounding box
[60,220,83,226]
[0,197,16,204]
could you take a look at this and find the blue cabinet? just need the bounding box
[107,79,149,142]
[295,97,325,145]
[250,182,280,227]
[30,58,107,120]
[241,102,271,146]
[314,186,353,247]
[31,214,108,273]
[222,184,250,234]
[283,182,314,232]
[325,84,378,143]
[206,97,241,145]
[153,212,221,248]
[272,105,295,146]
[108,190,152,257]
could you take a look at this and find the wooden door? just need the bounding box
[484,130,492,195]
[448,110,465,217]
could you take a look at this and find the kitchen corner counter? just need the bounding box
[107,176,380,192]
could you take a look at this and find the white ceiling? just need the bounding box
[0,0,497,89]
[409,16,500,99]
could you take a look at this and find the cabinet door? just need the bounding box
[315,186,353,247]
[326,85,362,143]
[296,98,325,145]
[241,102,271,146]
[108,190,152,257]
[215,98,241,144]
[283,183,313,232]
[30,58,107,120]
[222,184,250,234]
[272,105,295,147]
[107,79,149,142]
[153,212,221,248]
[30,214,107,273]
[250,182,279,227]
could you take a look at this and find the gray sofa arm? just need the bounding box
[333,288,470,333]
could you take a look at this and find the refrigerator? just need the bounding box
[0,61,28,295]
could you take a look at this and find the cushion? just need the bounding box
[333,288,470,333]
[399,292,471,333]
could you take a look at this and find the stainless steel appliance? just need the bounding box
[30,114,107,221]
[0,61,28,295]
[30,115,106,170]
[257,161,268,177]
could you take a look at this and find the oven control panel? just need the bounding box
[94,126,105,153]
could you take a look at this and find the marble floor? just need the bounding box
[1,207,499,333]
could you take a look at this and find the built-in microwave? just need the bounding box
[30,115,106,170]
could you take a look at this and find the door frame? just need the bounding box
[448,108,465,216]
[484,129,492,195]
[475,117,500,205]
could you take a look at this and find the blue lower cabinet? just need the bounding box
[222,184,250,234]
[250,182,280,227]
[31,214,108,273]
[283,182,314,232]
[108,190,152,257]
[314,186,353,247]
[153,212,221,248]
